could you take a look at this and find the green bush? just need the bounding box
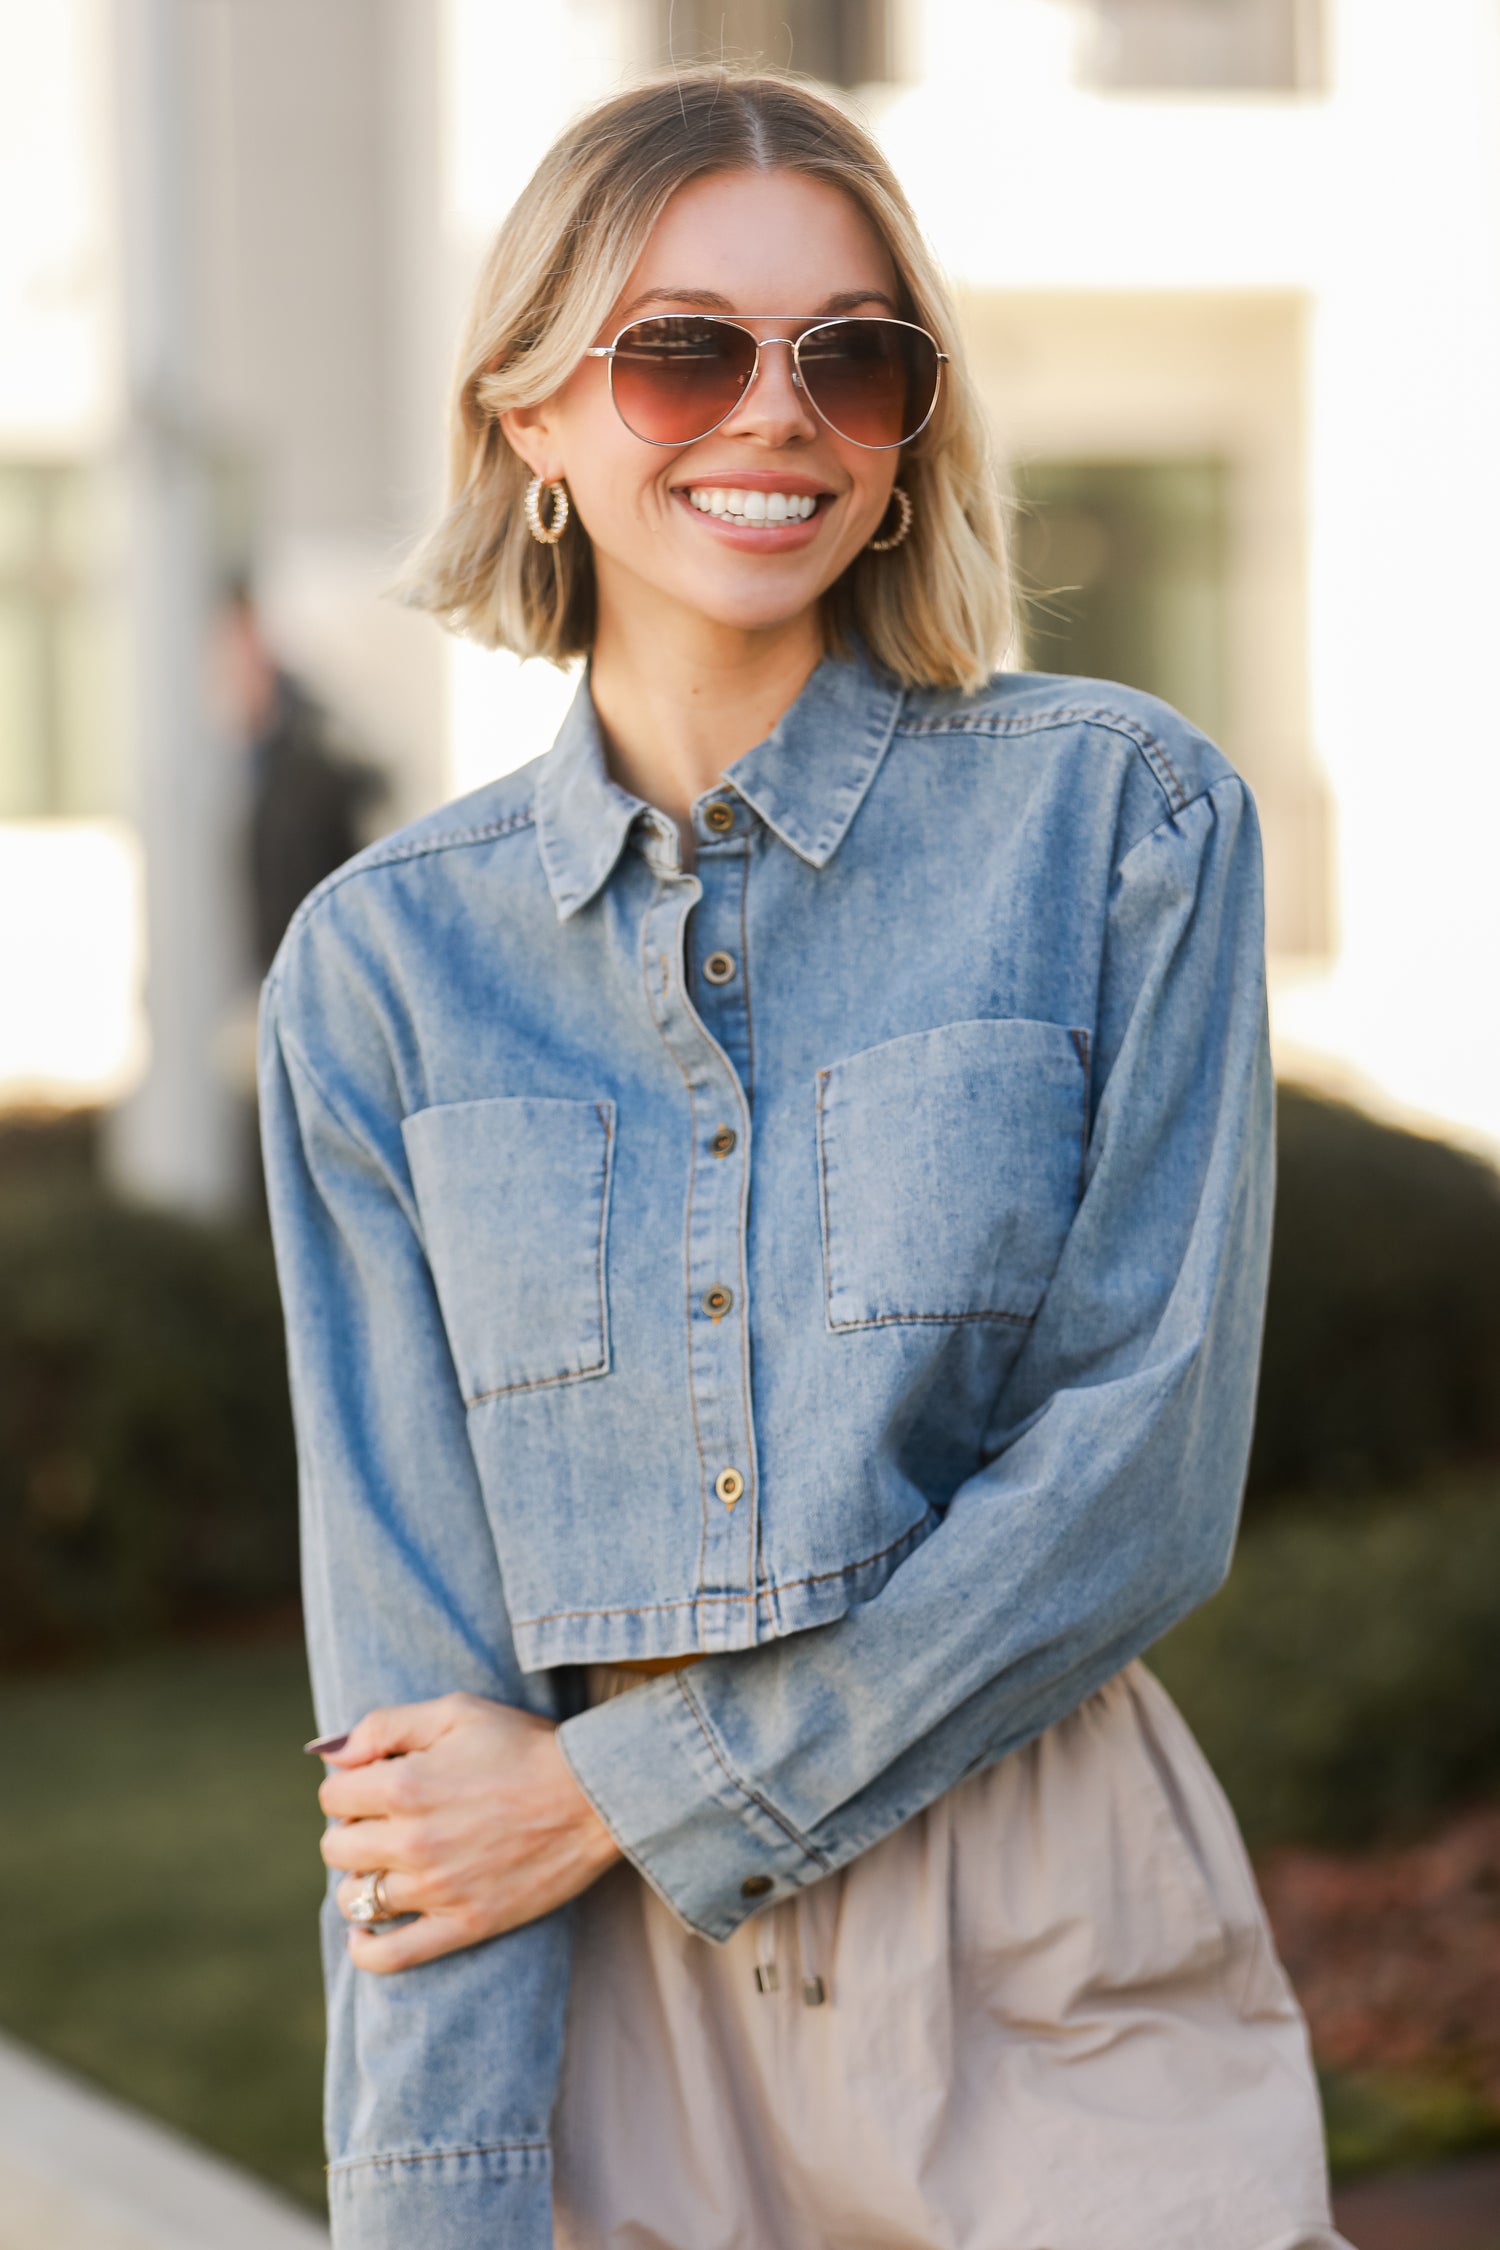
[1151,1470,1500,1851]
[0,1178,297,1665]
[1319,2069,1500,2181]
[1248,1087,1500,1500]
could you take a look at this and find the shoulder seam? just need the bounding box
[265,804,537,998]
[894,703,1189,815]
[1111,770,1251,887]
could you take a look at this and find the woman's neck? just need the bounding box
[587,600,825,860]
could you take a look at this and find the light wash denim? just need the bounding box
[257,635,1274,2250]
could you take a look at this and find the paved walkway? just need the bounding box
[1332,2154,1500,2250]
[0,2031,326,2250]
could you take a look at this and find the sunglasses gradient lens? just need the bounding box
[798,320,938,448]
[606,316,940,447]
[608,317,757,444]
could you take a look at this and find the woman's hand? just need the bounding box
[316,1692,622,1974]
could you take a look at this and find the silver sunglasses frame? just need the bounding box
[583,314,949,451]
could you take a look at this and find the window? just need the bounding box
[1012,458,1231,751]
[1077,0,1326,95]
[1012,451,1330,959]
[651,0,898,87]
[0,464,120,820]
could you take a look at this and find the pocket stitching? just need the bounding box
[409,1095,615,1405]
[466,1356,607,1406]
[1070,1025,1091,1197]
[816,1021,1085,1331]
[826,1306,1037,1333]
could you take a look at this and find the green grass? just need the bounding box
[0,1638,327,2209]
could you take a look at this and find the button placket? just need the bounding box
[692,849,755,1100]
[642,852,759,1649]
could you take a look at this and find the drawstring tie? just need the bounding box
[584,1665,831,1997]
[752,1906,780,1994]
[751,1886,828,2006]
[798,1881,828,2006]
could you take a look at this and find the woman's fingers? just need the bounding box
[320,1690,485,1770]
[319,1753,417,1821]
[346,1911,472,1977]
[311,1698,621,1978]
[319,1815,403,1872]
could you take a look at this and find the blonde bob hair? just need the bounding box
[399,65,1013,694]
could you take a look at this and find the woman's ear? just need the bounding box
[498,402,558,483]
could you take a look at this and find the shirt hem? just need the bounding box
[513,1507,937,1671]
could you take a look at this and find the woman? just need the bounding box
[259,64,1350,2250]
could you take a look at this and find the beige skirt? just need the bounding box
[553,1661,1352,2250]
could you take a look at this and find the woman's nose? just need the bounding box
[720,337,820,442]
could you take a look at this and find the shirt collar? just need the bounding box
[534,636,906,921]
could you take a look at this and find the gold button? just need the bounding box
[703,950,736,984]
[715,1466,745,1507]
[741,1873,774,1898]
[704,800,736,834]
[702,1284,733,1321]
[709,1125,737,1157]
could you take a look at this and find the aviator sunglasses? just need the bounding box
[584,313,948,450]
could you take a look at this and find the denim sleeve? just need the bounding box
[558,772,1275,1943]
[257,987,567,2250]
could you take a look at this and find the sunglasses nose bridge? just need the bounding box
[727,332,816,424]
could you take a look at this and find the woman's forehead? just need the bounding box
[613,170,898,317]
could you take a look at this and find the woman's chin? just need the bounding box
[655,566,842,639]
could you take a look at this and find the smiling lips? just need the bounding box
[674,469,835,539]
[686,485,822,523]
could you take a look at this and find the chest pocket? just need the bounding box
[401,1095,615,1404]
[816,1018,1087,1331]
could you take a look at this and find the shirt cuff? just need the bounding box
[328,2142,551,2250]
[556,1669,827,1941]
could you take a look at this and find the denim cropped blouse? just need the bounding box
[258,640,1274,2250]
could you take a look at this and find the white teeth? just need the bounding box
[686,487,820,522]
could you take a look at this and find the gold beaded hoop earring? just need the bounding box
[524,475,570,545]
[865,483,913,552]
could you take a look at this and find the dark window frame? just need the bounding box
[651,0,899,88]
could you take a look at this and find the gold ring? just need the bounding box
[347,1869,390,1925]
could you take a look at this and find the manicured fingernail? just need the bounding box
[304,1733,349,1757]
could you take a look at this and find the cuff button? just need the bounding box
[740,1873,774,1898]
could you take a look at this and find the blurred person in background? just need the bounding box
[218,581,386,1209]
[259,67,1351,2250]
[219,581,388,979]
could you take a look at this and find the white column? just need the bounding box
[103,0,244,1214]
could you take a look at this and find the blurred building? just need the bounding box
[2,0,1498,1210]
